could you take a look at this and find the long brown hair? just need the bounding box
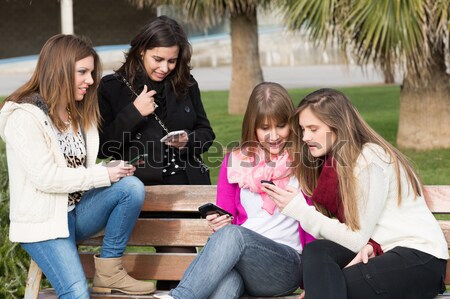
[239,82,295,160]
[6,34,101,132]
[292,88,423,231]
[117,15,192,98]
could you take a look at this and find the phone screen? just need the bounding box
[129,154,148,165]
[261,180,275,185]
[160,130,186,142]
[198,203,233,218]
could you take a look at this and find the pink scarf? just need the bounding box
[227,147,292,214]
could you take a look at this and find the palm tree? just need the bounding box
[283,0,450,150]
[128,0,272,115]
[181,0,272,115]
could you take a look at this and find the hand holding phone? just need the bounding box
[128,154,148,165]
[198,203,233,218]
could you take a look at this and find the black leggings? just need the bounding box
[302,240,446,299]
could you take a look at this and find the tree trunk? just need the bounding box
[397,44,450,150]
[383,63,395,84]
[228,9,264,115]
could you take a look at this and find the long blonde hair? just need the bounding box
[6,34,101,132]
[292,88,423,231]
[239,82,295,160]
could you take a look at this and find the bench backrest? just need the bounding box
[77,185,450,283]
[423,186,450,284]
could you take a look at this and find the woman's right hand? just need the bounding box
[106,160,135,182]
[206,213,233,232]
[133,85,158,116]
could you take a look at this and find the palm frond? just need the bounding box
[282,0,340,44]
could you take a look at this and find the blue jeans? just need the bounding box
[170,225,303,299]
[21,176,145,299]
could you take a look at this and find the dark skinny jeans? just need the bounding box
[302,239,446,299]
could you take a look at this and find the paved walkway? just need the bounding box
[0,63,396,96]
[192,64,392,91]
[0,41,400,96]
[0,29,403,96]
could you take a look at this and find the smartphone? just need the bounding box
[160,130,186,142]
[261,180,275,185]
[128,154,148,165]
[198,203,233,218]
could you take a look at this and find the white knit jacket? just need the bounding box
[0,96,111,243]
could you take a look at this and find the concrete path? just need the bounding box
[0,28,403,96]
[0,57,397,96]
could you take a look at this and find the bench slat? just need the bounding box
[79,219,211,247]
[79,252,196,280]
[143,185,216,212]
[39,290,170,299]
[446,262,450,285]
[424,186,450,214]
[438,220,450,249]
[38,289,300,299]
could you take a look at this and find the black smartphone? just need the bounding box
[198,203,233,218]
[128,154,148,165]
[261,180,275,185]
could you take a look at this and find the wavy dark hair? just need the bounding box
[117,15,193,98]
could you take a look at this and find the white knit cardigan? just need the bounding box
[0,98,111,243]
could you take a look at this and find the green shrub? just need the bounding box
[0,141,30,298]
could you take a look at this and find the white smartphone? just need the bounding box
[160,130,186,142]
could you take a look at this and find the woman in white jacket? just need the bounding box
[0,34,155,298]
[264,88,447,299]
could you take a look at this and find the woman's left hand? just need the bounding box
[206,213,233,232]
[262,183,299,211]
[165,131,189,149]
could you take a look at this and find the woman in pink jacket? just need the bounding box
[157,82,313,299]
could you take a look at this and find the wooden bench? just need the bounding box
[24,185,450,299]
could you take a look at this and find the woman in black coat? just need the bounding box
[97,16,215,290]
[98,15,215,186]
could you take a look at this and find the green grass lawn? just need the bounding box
[1,85,449,185]
[1,85,449,184]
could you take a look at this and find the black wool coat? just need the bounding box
[98,73,215,185]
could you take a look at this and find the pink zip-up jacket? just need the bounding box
[216,153,315,249]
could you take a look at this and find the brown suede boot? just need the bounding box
[92,255,156,295]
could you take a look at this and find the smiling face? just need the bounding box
[299,107,336,157]
[256,118,290,156]
[74,55,94,101]
[142,46,179,82]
